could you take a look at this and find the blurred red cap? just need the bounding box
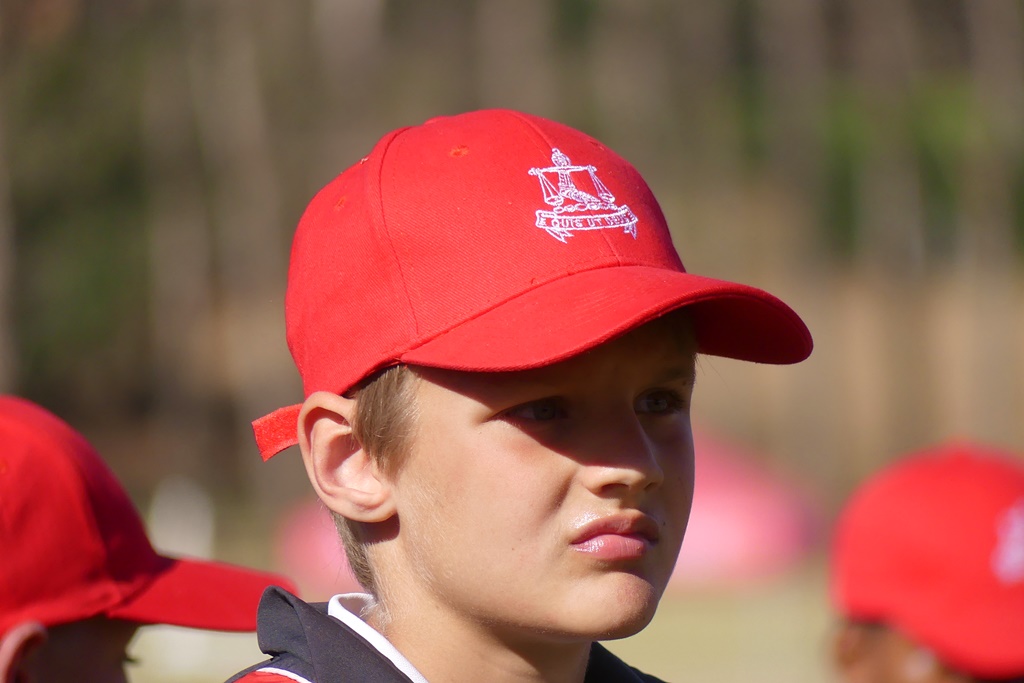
[0,395,295,636]
[831,441,1024,679]
[253,109,812,458]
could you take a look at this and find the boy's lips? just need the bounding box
[570,513,660,560]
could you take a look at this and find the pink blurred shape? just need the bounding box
[669,430,820,590]
[274,500,362,600]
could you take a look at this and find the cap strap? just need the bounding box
[252,404,302,461]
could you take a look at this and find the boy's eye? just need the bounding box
[635,389,686,415]
[503,398,568,422]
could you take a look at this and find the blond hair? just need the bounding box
[331,364,418,594]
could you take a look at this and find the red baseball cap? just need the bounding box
[0,395,295,636]
[831,442,1024,679]
[253,109,813,459]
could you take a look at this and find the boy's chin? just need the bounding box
[553,580,664,641]
[547,606,658,644]
[589,610,659,641]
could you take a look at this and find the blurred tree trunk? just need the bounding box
[960,0,1022,261]
[0,12,14,392]
[754,0,832,483]
[846,0,933,465]
[312,0,384,78]
[142,14,218,486]
[758,0,826,187]
[380,0,478,118]
[183,0,302,507]
[849,0,925,270]
[954,0,1024,443]
[0,109,13,393]
[659,0,746,274]
[311,0,387,167]
[664,1,735,176]
[590,1,673,167]
[474,0,556,116]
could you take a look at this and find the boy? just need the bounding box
[233,109,813,683]
[0,395,295,682]
[831,441,1024,683]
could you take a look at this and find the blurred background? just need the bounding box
[1,0,1023,681]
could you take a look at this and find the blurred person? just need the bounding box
[0,395,296,682]
[830,441,1024,683]
[230,109,812,682]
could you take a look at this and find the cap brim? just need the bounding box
[252,265,811,460]
[898,589,1024,679]
[400,265,812,370]
[106,555,294,632]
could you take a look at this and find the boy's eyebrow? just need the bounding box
[653,364,697,386]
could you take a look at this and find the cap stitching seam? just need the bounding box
[509,111,631,261]
[373,128,422,337]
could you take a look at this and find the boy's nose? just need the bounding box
[579,414,669,498]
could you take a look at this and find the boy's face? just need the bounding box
[20,617,137,683]
[386,314,697,644]
[833,622,972,683]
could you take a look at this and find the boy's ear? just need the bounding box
[0,621,47,683]
[298,391,397,523]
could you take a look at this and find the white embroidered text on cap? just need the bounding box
[529,148,638,243]
[993,498,1024,584]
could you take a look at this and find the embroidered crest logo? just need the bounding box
[528,148,638,243]
[992,498,1024,584]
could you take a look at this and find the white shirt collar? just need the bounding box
[327,593,430,683]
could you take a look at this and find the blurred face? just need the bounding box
[833,622,972,683]
[379,315,697,649]
[23,618,137,683]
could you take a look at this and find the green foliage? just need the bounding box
[553,0,599,50]
[819,83,867,259]
[5,25,149,407]
[733,0,766,169]
[907,79,971,260]
[1014,158,1024,261]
